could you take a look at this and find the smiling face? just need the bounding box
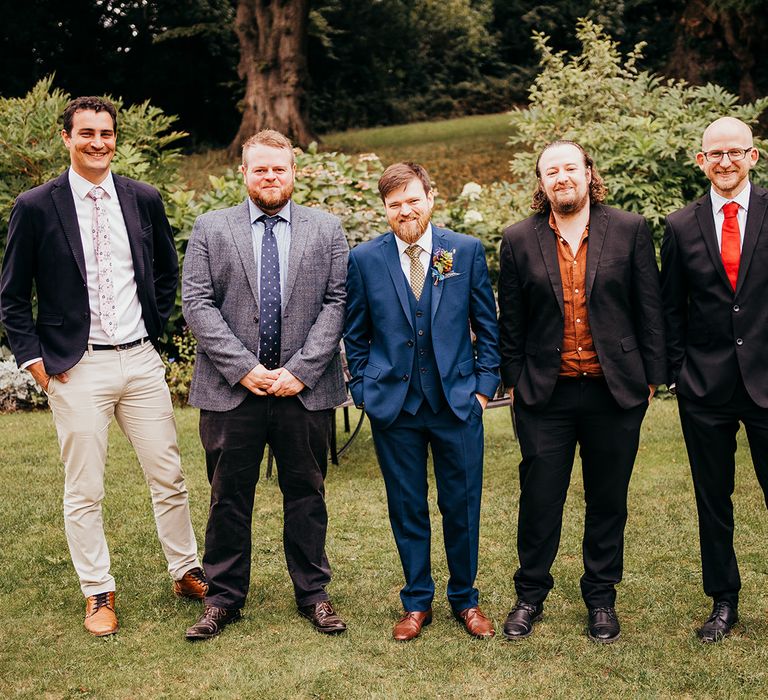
[384,177,434,244]
[62,109,116,184]
[537,143,592,216]
[240,143,296,214]
[696,117,758,199]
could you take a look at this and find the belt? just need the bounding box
[89,336,150,351]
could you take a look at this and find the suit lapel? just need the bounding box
[535,215,564,316]
[736,186,767,294]
[586,204,608,300]
[50,172,87,282]
[694,196,732,290]
[283,201,309,311]
[430,227,447,321]
[113,175,145,281]
[230,200,260,306]
[380,232,414,330]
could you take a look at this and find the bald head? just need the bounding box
[696,116,758,199]
[701,117,753,151]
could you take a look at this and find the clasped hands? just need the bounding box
[239,364,305,397]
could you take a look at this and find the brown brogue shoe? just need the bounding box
[393,609,432,641]
[185,606,242,641]
[173,567,209,600]
[84,591,118,637]
[298,600,347,634]
[455,606,495,638]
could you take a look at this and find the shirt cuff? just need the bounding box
[20,357,43,371]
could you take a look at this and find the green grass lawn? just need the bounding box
[181,112,515,199]
[2,401,767,698]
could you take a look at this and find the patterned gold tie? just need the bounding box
[405,245,425,300]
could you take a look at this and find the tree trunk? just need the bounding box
[228,0,314,158]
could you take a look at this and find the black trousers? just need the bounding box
[199,394,333,609]
[678,378,768,606]
[513,377,647,608]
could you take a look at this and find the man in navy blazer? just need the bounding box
[661,117,768,643]
[0,97,205,636]
[345,162,500,641]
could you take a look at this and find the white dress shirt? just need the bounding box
[709,181,750,251]
[394,223,433,281]
[248,199,292,301]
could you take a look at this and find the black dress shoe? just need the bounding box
[185,605,242,641]
[697,601,738,643]
[503,600,543,640]
[298,600,347,634]
[587,606,620,643]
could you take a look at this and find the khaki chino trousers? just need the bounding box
[46,341,200,596]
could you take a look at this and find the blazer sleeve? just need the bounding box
[497,229,525,389]
[342,250,370,407]
[147,189,179,330]
[659,216,688,385]
[282,218,349,389]
[468,238,500,398]
[0,196,42,366]
[631,216,667,386]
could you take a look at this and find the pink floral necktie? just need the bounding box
[87,186,118,338]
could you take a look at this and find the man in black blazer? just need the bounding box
[661,116,768,643]
[0,97,205,636]
[498,141,666,643]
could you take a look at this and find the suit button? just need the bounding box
[733,305,740,312]
[420,368,427,374]
[418,330,424,336]
[416,311,423,317]
[736,338,743,346]
[82,312,89,319]
[402,374,409,381]
[407,340,414,347]
[253,316,259,323]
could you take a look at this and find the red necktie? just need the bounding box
[721,201,740,291]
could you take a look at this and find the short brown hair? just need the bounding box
[62,96,117,134]
[377,162,432,201]
[241,129,294,164]
[531,140,607,213]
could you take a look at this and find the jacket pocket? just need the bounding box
[458,358,474,376]
[363,363,381,379]
[37,313,63,326]
[620,336,638,352]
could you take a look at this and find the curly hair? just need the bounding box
[531,140,607,213]
[62,96,117,134]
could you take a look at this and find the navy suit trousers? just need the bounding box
[371,400,485,612]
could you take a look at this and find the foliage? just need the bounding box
[0,76,188,258]
[0,348,46,412]
[444,19,768,256]
[161,328,197,406]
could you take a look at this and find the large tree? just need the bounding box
[229,0,314,156]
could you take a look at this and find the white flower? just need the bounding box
[463,209,484,226]
[460,182,482,200]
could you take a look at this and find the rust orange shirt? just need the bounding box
[550,213,603,378]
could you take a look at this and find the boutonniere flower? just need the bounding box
[431,247,459,285]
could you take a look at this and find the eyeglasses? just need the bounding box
[702,147,755,163]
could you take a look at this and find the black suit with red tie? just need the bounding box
[661,183,768,606]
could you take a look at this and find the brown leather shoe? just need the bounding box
[173,567,209,600]
[298,600,347,634]
[185,606,242,641]
[393,609,432,641]
[84,591,118,637]
[454,606,495,638]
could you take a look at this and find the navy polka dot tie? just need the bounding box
[258,215,282,369]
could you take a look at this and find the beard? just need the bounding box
[249,181,294,214]
[391,208,431,244]
[550,188,589,216]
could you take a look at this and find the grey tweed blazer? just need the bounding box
[182,199,349,412]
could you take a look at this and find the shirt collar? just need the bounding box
[710,181,751,214]
[394,222,433,257]
[68,167,116,200]
[248,198,292,225]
